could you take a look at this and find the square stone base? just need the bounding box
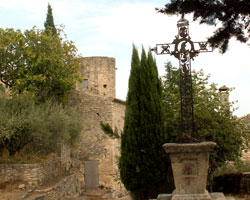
[171,193,211,200]
[153,192,234,200]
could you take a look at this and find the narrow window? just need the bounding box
[82,79,88,89]
[117,120,121,133]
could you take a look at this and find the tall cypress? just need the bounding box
[44,3,57,35]
[119,46,172,200]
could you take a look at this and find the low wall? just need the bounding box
[213,172,250,194]
[0,157,63,185]
[44,174,81,199]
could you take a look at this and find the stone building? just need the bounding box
[219,86,250,161]
[219,85,229,106]
[70,56,126,191]
[239,114,250,161]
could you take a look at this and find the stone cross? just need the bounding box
[152,15,212,142]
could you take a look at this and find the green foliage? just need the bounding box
[215,161,250,176]
[119,46,173,200]
[0,26,81,104]
[0,85,5,96]
[0,92,82,157]
[44,3,57,35]
[157,0,250,53]
[100,122,120,139]
[0,152,57,164]
[163,62,245,189]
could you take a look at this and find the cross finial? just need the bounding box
[181,13,185,19]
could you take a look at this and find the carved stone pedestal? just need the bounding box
[153,142,232,200]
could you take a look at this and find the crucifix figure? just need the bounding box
[152,15,212,142]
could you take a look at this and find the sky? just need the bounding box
[0,0,249,117]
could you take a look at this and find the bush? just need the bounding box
[213,173,243,194]
[216,161,250,176]
[0,92,82,157]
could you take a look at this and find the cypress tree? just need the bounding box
[119,46,173,200]
[44,3,57,35]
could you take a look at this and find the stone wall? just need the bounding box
[77,57,116,99]
[70,90,113,160]
[0,158,63,185]
[70,56,126,191]
[112,98,126,134]
[213,172,250,194]
[239,114,250,161]
[43,174,81,200]
[69,90,125,190]
[0,163,43,185]
[111,99,126,191]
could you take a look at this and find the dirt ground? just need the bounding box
[0,179,114,200]
[0,176,64,200]
[0,180,29,200]
[0,181,250,200]
[231,194,250,200]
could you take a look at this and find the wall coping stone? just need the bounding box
[163,142,217,153]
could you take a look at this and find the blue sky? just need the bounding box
[0,0,250,117]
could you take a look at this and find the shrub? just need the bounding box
[0,92,82,156]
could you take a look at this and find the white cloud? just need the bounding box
[0,0,249,116]
[84,3,250,117]
[87,3,179,45]
[0,0,46,13]
[0,0,91,21]
[78,44,114,56]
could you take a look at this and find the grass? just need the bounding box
[0,148,58,164]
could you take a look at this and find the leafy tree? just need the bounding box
[157,0,250,53]
[163,62,246,189]
[119,46,172,200]
[44,3,57,35]
[0,27,81,104]
[0,91,82,157]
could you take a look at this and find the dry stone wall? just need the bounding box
[0,158,62,185]
[0,163,43,185]
[43,174,81,200]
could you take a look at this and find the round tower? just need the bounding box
[78,57,116,99]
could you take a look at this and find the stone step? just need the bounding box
[155,193,235,200]
[81,189,107,197]
[23,192,46,200]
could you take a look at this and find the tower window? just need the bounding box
[103,84,107,88]
[82,79,88,89]
[117,120,121,133]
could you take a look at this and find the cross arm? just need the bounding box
[151,43,174,55]
[193,42,213,53]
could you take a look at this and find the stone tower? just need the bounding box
[71,56,125,193]
[77,57,116,98]
[219,85,229,106]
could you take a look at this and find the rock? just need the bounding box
[19,184,26,189]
